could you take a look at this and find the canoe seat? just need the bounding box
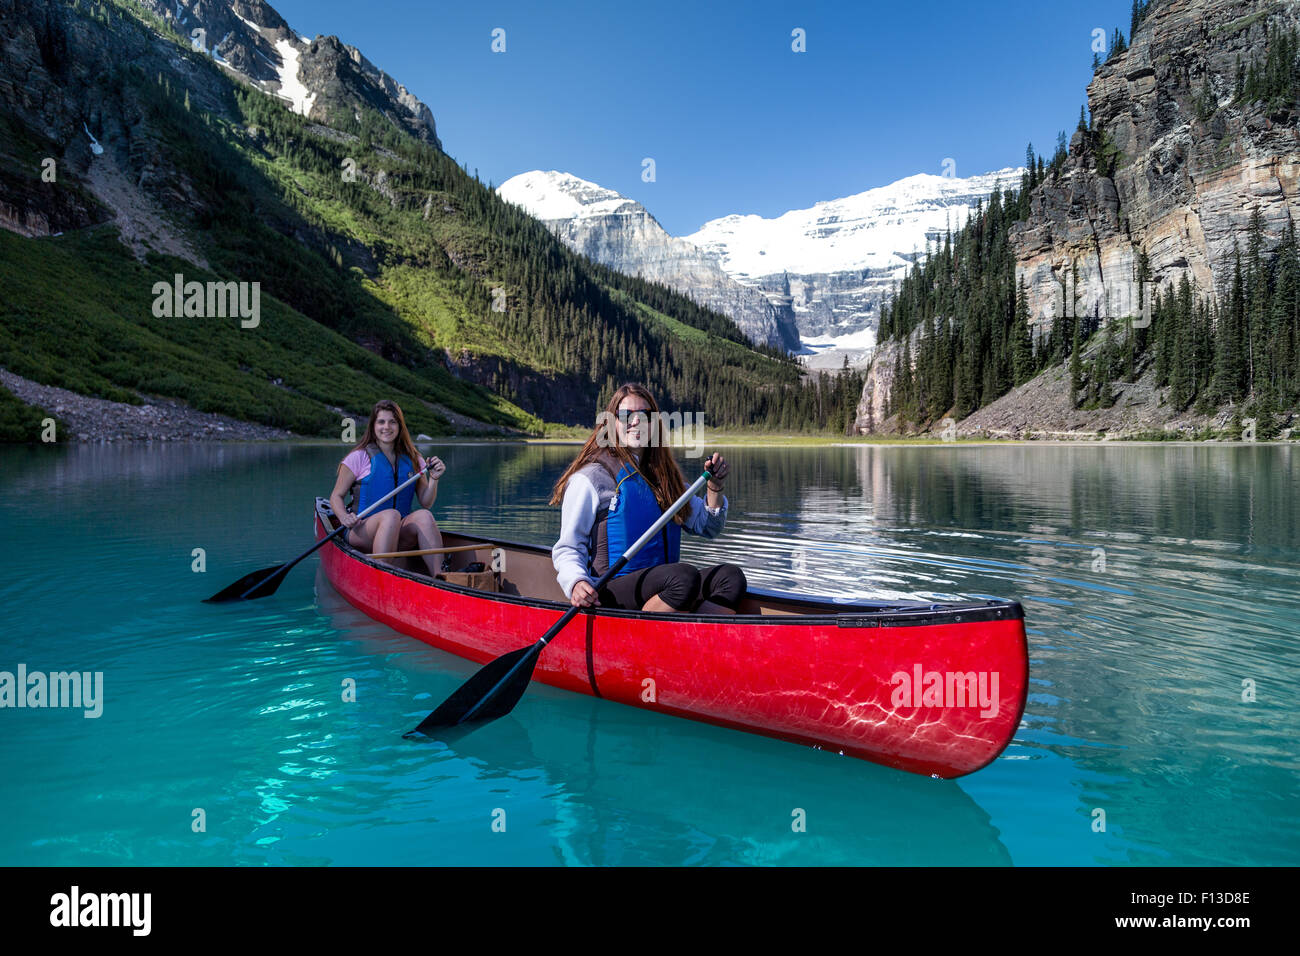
[436,569,500,592]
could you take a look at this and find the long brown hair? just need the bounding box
[348,400,423,472]
[549,384,688,523]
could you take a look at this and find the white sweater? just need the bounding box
[551,464,728,599]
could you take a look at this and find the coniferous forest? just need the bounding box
[2,0,868,440]
[876,24,1300,438]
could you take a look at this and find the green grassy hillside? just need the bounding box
[1,0,859,442]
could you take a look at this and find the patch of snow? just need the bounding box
[210,30,233,65]
[796,326,877,370]
[232,9,263,34]
[499,171,640,221]
[273,39,317,117]
[800,327,878,351]
[83,122,103,156]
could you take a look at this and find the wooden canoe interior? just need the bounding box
[318,503,835,617]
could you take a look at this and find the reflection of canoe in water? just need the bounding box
[314,498,1028,778]
[544,704,1013,865]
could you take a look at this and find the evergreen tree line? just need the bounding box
[878,20,1300,434]
[191,81,858,431]
[1131,1,1154,36]
[1087,0,1158,72]
[1146,213,1300,436]
[877,182,1026,424]
[1234,25,1300,111]
[878,172,1298,432]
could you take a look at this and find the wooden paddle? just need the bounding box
[367,543,487,560]
[404,461,715,738]
[204,460,437,603]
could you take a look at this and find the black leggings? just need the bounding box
[598,562,747,612]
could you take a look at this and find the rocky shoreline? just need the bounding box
[1,368,293,442]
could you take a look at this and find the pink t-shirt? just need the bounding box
[341,449,372,482]
[341,449,426,484]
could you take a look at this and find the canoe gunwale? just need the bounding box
[312,497,1024,628]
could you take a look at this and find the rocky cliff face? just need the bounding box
[498,171,801,350]
[1012,0,1300,332]
[0,0,440,248]
[134,0,440,147]
[855,0,1300,436]
[853,333,902,435]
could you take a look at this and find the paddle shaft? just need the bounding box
[367,543,488,560]
[238,461,435,599]
[456,468,712,724]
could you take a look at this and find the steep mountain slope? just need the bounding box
[134,0,441,146]
[1,0,814,439]
[1011,0,1300,327]
[499,167,1021,364]
[856,0,1300,439]
[499,170,802,351]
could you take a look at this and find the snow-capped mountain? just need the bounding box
[687,169,1022,278]
[134,0,440,147]
[500,167,1022,364]
[498,171,801,350]
[687,168,1023,363]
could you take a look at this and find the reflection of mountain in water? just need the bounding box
[1,442,298,496]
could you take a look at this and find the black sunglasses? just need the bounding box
[617,407,654,424]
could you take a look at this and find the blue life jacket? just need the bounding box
[595,462,681,577]
[352,444,418,517]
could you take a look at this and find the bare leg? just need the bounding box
[347,509,401,554]
[369,510,403,564]
[640,594,677,613]
[694,600,736,615]
[399,510,443,576]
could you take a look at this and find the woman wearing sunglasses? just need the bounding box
[550,383,746,614]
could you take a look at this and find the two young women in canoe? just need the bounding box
[333,387,746,614]
[329,400,447,577]
[550,383,747,614]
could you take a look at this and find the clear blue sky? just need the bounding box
[269,0,1135,236]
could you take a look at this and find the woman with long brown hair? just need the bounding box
[550,383,746,614]
[328,400,447,576]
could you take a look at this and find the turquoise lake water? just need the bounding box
[0,441,1297,865]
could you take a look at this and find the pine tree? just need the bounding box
[1130,0,1148,36]
[1069,306,1082,408]
[1213,245,1247,403]
[1245,208,1269,395]
[1169,278,1195,409]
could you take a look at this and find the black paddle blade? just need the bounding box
[404,644,542,738]
[203,565,286,603]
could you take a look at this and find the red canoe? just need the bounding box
[313,498,1028,778]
